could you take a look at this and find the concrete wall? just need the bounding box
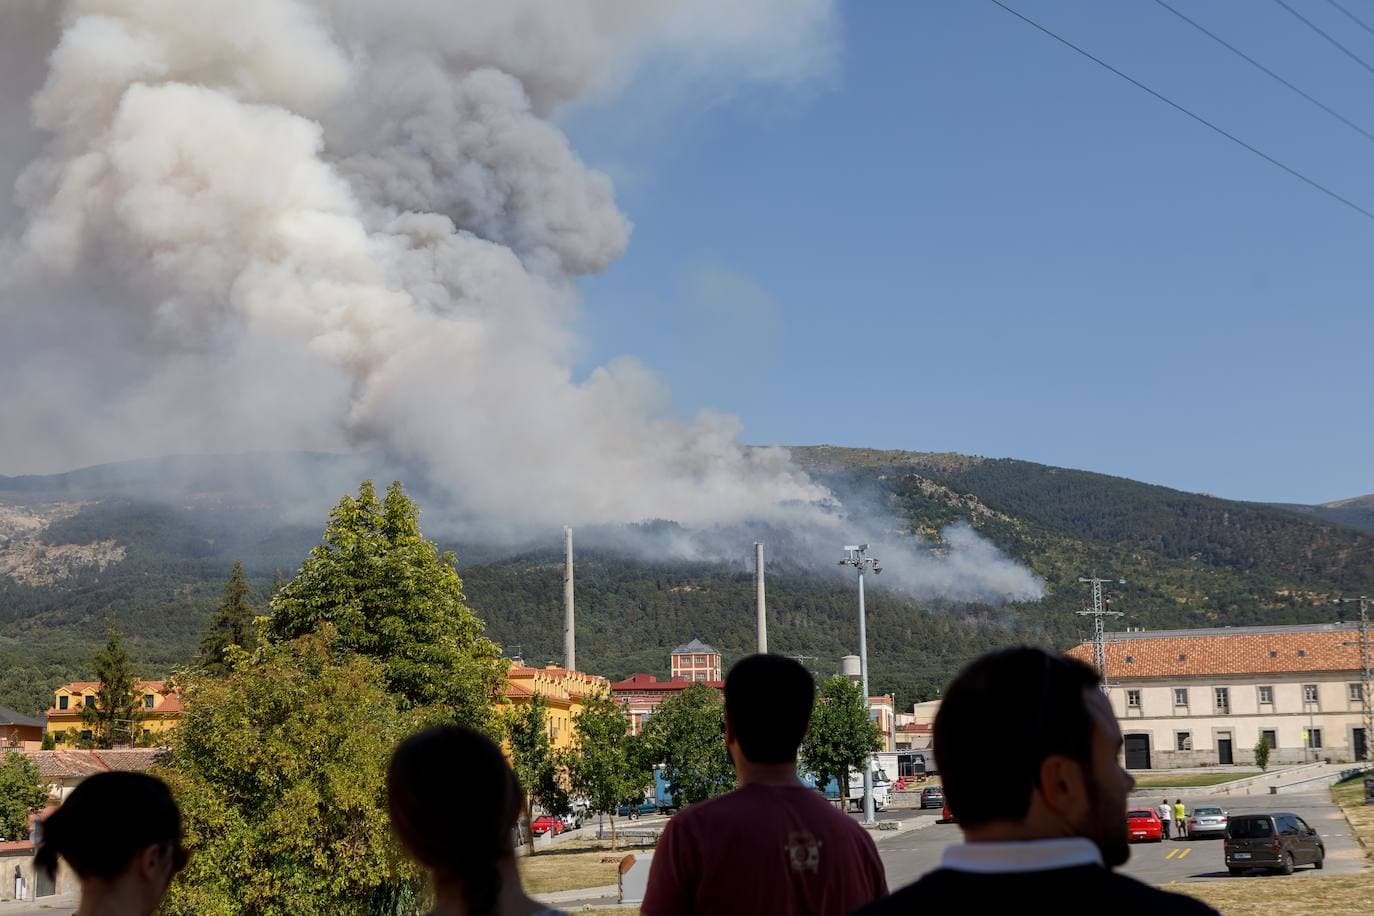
[0,845,74,903]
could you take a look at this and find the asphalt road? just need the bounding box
[875,790,1367,891]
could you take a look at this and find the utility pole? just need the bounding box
[840,544,882,825]
[755,542,768,654]
[1336,596,1373,762]
[1077,576,1125,692]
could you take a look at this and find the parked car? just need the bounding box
[919,786,945,809]
[530,815,564,837]
[1224,813,1324,875]
[1187,806,1228,839]
[617,798,657,819]
[1126,808,1163,843]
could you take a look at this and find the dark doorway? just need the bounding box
[1124,733,1151,769]
[1218,736,1233,765]
[35,866,54,898]
[1355,728,1368,763]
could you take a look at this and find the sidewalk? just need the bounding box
[0,892,76,915]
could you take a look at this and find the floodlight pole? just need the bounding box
[841,544,881,825]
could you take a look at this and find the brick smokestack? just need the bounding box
[564,526,575,672]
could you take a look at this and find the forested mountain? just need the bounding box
[2,448,1371,716]
[1281,493,1374,534]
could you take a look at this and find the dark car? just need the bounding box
[920,786,945,809]
[1224,813,1325,875]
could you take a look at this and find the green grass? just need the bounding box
[1132,771,1259,788]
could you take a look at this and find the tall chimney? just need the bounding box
[755,542,767,654]
[564,526,575,672]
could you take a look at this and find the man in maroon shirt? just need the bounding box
[641,654,888,916]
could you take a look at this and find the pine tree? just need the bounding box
[84,628,143,749]
[267,481,505,727]
[196,561,259,676]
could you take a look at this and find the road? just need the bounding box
[875,789,1367,891]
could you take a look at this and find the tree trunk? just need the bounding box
[523,795,535,852]
[610,812,618,851]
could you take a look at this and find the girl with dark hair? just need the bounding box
[34,770,187,916]
[388,726,566,916]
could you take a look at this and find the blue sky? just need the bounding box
[563,0,1374,505]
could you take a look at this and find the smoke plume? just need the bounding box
[1,1,1044,602]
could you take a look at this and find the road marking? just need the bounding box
[1178,847,1192,860]
[1166,849,1180,859]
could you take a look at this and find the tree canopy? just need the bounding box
[800,676,881,800]
[503,693,568,848]
[197,561,259,676]
[565,691,647,848]
[267,481,505,727]
[640,684,734,807]
[0,751,49,840]
[83,628,143,748]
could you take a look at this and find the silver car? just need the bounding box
[1187,805,1228,838]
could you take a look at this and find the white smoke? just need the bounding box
[1,0,1044,602]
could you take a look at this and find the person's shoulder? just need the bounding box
[1102,870,1218,914]
[847,871,950,913]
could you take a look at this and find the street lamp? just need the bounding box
[839,544,881,825]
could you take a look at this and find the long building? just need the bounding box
[1068,623,1370,769]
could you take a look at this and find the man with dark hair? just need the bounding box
[854,647,1216,915]
[642,654,887,916]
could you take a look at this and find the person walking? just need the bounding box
[34,771,188,916]
[388,725,566,916]
[1157,799,1171,840]
[851,648,1216,915]
[1173,799,1188,840]
[641,654,887,916]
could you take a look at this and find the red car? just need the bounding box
[1127,808,1164,843]
[531,816,564,837]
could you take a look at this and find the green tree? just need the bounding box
[640,684,734,808]
[800,676,881,807]
[1254,736,1271,772]
[84,628,143,749]
[503,693,568,850]
[565,692,647,849]
[267,481,505,727]
[158,627,421,916]
[40,732,55,750]
[197,561,260,676]
[0,751,49,840]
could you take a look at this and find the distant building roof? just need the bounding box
[22,749,169,780]
[671,639,718,655]
[1066,623,1362,680]
[609,673,723,693]
[0,707,44,728]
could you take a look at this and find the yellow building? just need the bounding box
[45,681,184,745]
[503,665,609,750]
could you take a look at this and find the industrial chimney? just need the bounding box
[755,542,767,654]
[564,526,575,672]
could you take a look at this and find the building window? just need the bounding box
[1124,655,1133,664]
[1297,649,1306,657]
[1303,684,1319,705]
[1173,688,1189,707]
[1269,650,1278,658]
[84,695,96,708]
[58,695,69,710]
[1261,729,1277,750]
[1126,689,1141,708]
[144,694,155,709]
[1308,728,1323,749]
[1215,687,1230,713]
[1176,732,1192,751]
[1178,654,1187,662]
[1258,686,1274,705]
[80,730,92,742]
[1350,683,1364,702]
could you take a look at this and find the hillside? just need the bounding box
[1285,494,1374,534]
[2,448,1372,716]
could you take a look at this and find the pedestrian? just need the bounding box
[34,771,188,916]
[1174,799,1188,840]
[851,648,1217,915]
[388,725,566,916]
[641,654,887,916]
[1157,798,1171,840]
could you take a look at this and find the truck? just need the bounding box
[801,758,891,811]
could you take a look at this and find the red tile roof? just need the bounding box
[1066,623,1363,680]
[22,748,169,779]
[609,673,723,692]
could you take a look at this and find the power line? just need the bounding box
[1153,0,1374,146]
[1324,0,1374,39]
[986,0,1374,223]
[1271,0,1374,78]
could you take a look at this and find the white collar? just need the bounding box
[940,837,1104,874]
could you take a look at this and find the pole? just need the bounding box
[1336,596,1373,762]
[564,526,575,673]
[857,564,875,825]
[755,542,768,654]
[1077,576,1124,693]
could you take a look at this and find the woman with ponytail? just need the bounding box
[35,770,187,916]
[388,726,566,916]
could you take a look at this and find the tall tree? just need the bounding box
[640,684,734,808]
[84,628,143,749]
[158,626,421,916]
[267,481,506,727]
[565,692,647,849]
[800,676,881,806]
[0,752,49,840]
[197,561,259,676]
[503,693,568,851]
